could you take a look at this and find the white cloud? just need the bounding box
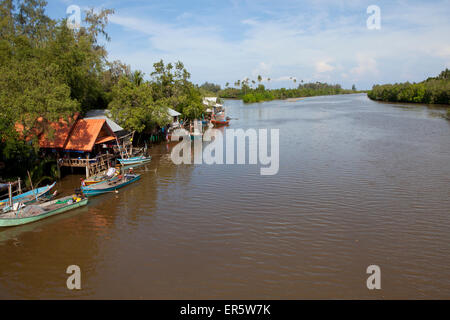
[271,76,297,82]
[106,1,450,89]
[252,62,272,78]
[350,53,378,78]
[315,60,335,73]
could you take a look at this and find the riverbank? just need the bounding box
[285,97,304,102]
[218,82,367,104]
[367,69,449,106]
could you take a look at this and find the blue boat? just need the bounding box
[81,174,141,196]
[118,156,152,165]
[0,182,56,207]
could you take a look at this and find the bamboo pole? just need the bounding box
[8,182,12,207]
[27,170,37,201]
[130,131,135,156]
[86,155,90,178]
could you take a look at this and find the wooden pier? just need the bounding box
[58,154,116,178]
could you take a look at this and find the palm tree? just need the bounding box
[257,75,262,83]
[225,82,229,87]
[242,78,249,95]
[131,70,144,86]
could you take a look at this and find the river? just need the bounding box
[1,93,449,299]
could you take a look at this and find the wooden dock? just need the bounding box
[58,154,116,178]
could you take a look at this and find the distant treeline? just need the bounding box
[200,80,360,104]
[368,69,450,105]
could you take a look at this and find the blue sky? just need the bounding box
[47,0,450,89]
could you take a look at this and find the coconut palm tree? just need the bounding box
[131,70,144,86]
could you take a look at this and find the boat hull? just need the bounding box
[84,169,119,185]
[118,156,152,165]
[81,174,141,196]
[0,182,56,207]
[0,198,88,227]
[211,120,229,127]
[84,180,105,186]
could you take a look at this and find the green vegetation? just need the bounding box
[0,0,205,182]
[199,81,221,95]
[109,60,204,132]
[242,89,275,103]
[368,69,450,105]
[219,78,357,103]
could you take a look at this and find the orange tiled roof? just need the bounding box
[38,118,75,149]
[95,136,116,144]
[15,113,79,148]
[64,119,115,152]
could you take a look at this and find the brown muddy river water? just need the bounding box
[1,93,449,299]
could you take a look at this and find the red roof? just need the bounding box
[16,113,117,152]
[38,117,76,149]
[15,114,79,148]
[64,119,116,152]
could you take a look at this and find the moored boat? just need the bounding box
[83,167,119,186]
[118,155,152,165]
[211,119,230,127]
[0,182,56,208]
[81,173,141,196]
[0,194,88,227]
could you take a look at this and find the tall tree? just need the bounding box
[150,60,204,118]
[109,76,169,132]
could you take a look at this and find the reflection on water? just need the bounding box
[1,93,450,299]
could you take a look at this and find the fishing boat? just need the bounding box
[83,167,119,186]
[118,155,152,165]
[0,182,56,208]
[81,173,141,196]
[0,195,88,227]
[190,121,203,140]
[211,107,230,127]
[211,119,230,127]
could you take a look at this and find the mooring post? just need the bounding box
[86,155,90,178]
[8,182,12,207]
[57,162,61,179]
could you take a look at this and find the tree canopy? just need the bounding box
[0,1,206,140]
[0,0,206,179]
[368,69,450,105]
[219,80,356,103]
